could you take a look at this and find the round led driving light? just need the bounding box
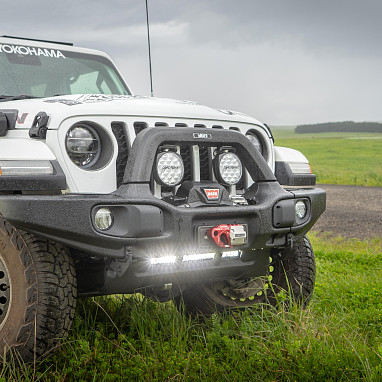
[94,208,113,231]
[295,201,307,219]
[155,151,184,187]
[215,152,242,185]
[66,124,101,168]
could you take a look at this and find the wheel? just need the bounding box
[178,235,315,315]
[0,217,77,362]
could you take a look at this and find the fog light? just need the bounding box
[95,208,113,230]
[295,201,307,219]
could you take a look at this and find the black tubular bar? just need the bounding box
[123,127,277,184]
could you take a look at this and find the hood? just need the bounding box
[0,94,263,130]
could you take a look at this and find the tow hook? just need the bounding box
[208,224,248,248]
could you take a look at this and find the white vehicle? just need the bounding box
[0,36,325,362]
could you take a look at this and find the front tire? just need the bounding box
[0,217,77,362]
[268,235,316,308]
[178,236,316,315]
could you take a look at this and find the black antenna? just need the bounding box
[145,0,154,97]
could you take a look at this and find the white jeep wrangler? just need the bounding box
[0,36,325,362]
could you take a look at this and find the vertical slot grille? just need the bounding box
[199,146,211,181]
[134,121,148,135]
[180,146,192,181]
[111,122,129,188]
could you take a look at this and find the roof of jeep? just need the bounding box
[0,35,110,59]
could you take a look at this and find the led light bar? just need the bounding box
[222,251,241,258]
[149,255,177,265]
[149,250,241,265]
[0,160,54,176]
[183,253,215,262]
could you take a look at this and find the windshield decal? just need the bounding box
[43,95,144,106]
[76,94,137,103]
[0,44,66,59]
[45,94,145,106]
[44,99,83,106]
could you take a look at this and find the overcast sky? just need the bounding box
[3,0,382,125]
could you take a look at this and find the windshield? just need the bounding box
[0,42,131,98]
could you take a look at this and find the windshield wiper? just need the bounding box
[0,95,40,102]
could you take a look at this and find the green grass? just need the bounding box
[2,234,381,381]
[271,127,382,187]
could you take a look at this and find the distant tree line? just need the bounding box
[295,121,382,134]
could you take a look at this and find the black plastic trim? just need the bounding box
[91,204,163,237]
[1,35,74,46]
[0,109,18,136]
[29,112,49,139]
[0,112,7,136]
[275,161,316,186]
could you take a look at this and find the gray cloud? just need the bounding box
[2,0,382,124]
[149,0,382,58]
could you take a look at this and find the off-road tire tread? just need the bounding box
[271,235,316,308]
[0,218,77,362]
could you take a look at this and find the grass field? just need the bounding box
[271,127,382,187]
[2,234,381,381]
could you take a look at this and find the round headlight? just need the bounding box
[94,207,113,231]
[295,201,307,219]
[215,152,242,185]
[155,151,184,187]
[66,124,101,168]
[246,132,263,155]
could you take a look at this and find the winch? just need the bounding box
[208,224,248,248]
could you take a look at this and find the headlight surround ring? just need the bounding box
[246,131,263,155]
[66,123,101,168]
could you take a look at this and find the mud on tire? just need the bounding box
[0,217,77,362]
[178,235,316,315]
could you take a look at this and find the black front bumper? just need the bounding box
[0,181,325,259]
[0,128,326,293]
